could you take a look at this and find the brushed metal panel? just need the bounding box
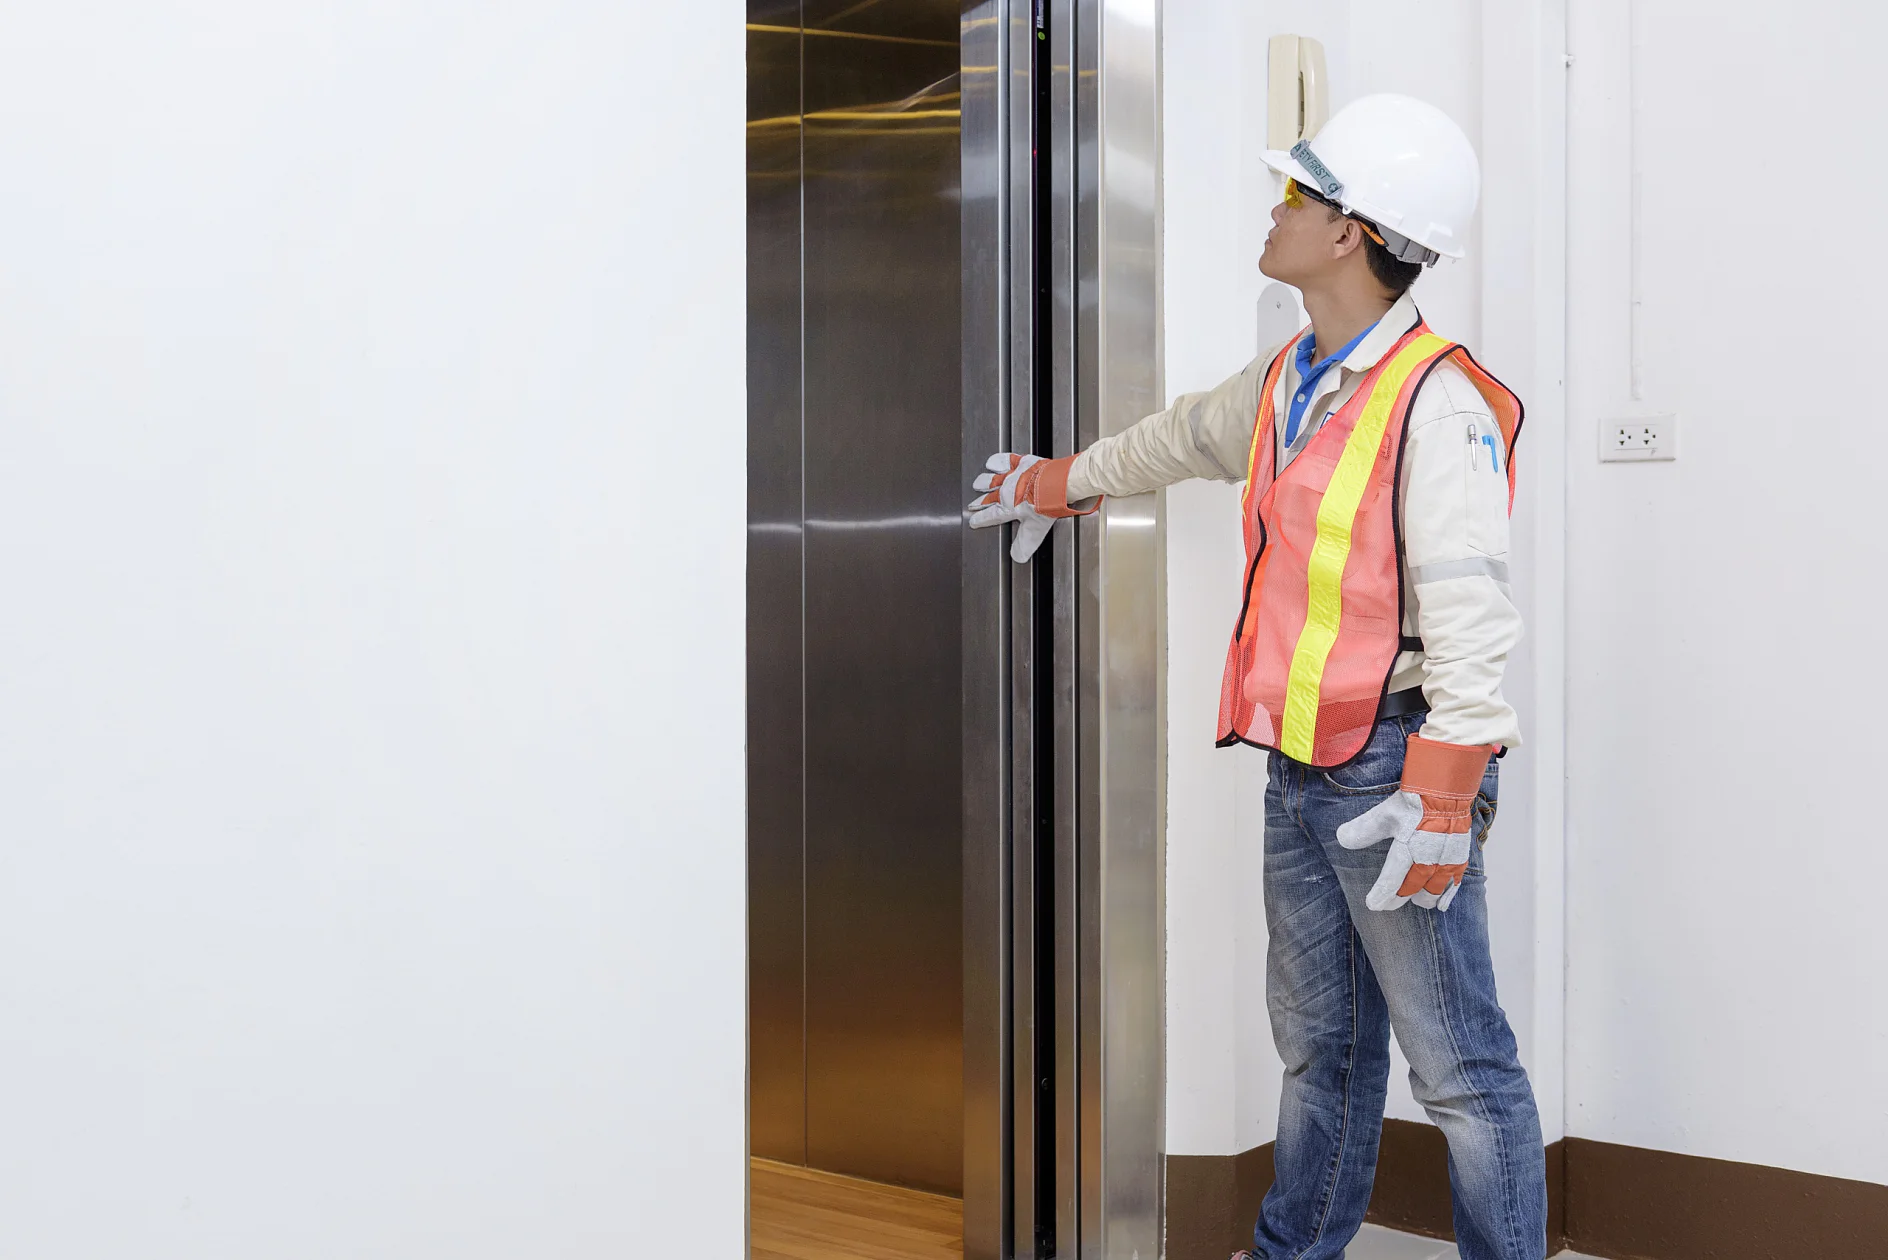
[1076,0,1165,1255]
[961,1,1012,1255]
[801,0,967,1195]
[747,3,808,1168]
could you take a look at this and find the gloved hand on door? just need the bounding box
[966,452,1100,563]
[1336,734,1497,912]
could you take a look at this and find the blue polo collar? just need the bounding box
[1284,320,1380,447]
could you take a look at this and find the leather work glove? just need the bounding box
[1336,734,1498,912]
[966,452,1100,563]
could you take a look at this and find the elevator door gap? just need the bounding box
[1029,4,1058,1255]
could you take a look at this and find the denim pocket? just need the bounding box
[1319,715,1415,794]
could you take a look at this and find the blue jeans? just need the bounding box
[1251,711,1545,1260]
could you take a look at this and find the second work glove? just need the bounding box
[967,452,1100,563]
[1336,734,1497,913]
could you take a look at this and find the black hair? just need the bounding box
[1362,233,1423,298]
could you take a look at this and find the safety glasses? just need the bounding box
[1282,178,1390,248]
[1282,176,1326,210]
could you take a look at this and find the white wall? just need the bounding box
[1563,0,1888,1185]
[1161,0,1272,1162]
[0,4,747,1256]
[1161,0,1565,1158]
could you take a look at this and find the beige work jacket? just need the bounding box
[1066,292,1523,751]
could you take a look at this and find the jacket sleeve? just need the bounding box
[1064,346,1282,501]
[1398,362,1525,750]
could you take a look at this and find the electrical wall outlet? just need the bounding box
[1600,414,1677,462]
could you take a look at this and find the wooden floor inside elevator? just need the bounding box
[750,1158,963,1260]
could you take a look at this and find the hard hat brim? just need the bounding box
[1261,148,1315,188]
[1261,147,1464,260]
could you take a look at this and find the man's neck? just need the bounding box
[1302,285,1396,361]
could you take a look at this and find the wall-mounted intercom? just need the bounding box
[1267,34,1328,149]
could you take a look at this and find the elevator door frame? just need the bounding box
[962,2,1164,1257]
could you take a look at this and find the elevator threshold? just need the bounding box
[750,1158,962,1260]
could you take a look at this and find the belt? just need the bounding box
[1379,686,1429,720]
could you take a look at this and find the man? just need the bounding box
[968,94,1546,1260]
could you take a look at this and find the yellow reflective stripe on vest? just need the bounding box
[1278,334,1450,762]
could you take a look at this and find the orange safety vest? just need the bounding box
[1215,321,1523,768]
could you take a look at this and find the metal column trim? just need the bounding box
[1076,0,1164,1255]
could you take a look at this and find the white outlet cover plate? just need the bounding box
[1600,414,1677,462]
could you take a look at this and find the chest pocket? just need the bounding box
[1269,448,1339,553]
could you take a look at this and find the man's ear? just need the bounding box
[1330,218,1367,261]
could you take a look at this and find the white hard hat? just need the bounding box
[1262,93,1481,263]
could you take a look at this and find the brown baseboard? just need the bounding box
[1164,1122,1886,1260]
[1561,1137,1888,1260]
[1166,1144,1274,1259]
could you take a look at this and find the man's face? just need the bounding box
[1259,181,1353,287]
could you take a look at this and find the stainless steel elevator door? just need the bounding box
[747,0,965,1196]
[746,0,807,1169]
